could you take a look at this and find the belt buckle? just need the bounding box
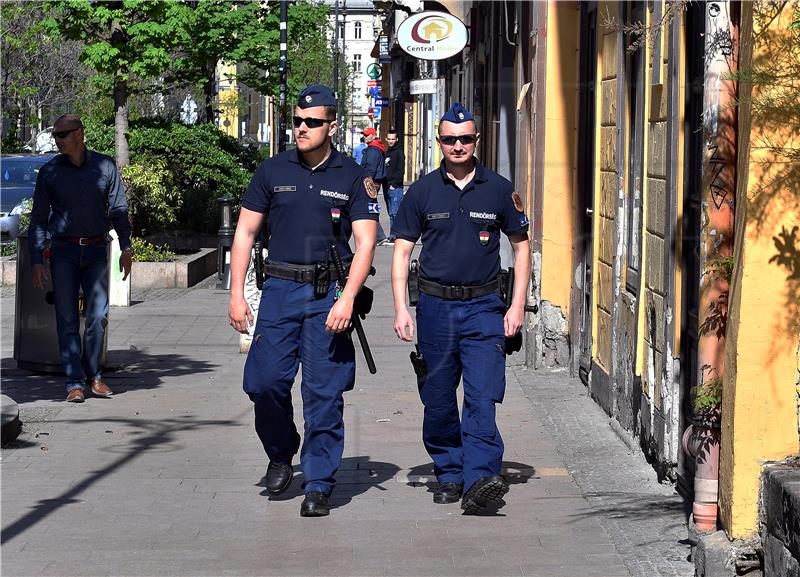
[78,237,89,246]
[449,285,464,300]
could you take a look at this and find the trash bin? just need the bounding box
[13,231,108,373]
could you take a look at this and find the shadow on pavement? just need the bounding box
[403,460,535,516]
[258,455,400,510]
[571,490,692,524]
[0,413,241,546]
[0,349,218,403]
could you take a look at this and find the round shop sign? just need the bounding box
[397,11,468,61]
[366,63,382,79]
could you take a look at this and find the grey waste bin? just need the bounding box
[13,231,108,373]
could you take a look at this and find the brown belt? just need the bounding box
[60,235,107,246]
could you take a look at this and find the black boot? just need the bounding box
[265,462,293,495]
[461,476,509,514]
[300,491,330,517]
[433,482,463,504]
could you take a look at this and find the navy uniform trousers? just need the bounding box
[415,291,507,493]
[243,277,355,495]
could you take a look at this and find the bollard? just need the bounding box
[217,196,235,290]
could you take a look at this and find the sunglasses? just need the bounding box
[292,116,331,129]
[52,127,80,139]
[439,134,477,146]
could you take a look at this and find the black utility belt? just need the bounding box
[418,277,499,301]
[264,261,347,284]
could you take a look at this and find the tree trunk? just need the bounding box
[203,60,216,123]
[114,77,130,168]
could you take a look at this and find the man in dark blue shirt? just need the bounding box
[228,84,378,517]
[391,103,530,514]
[29,114,132,403]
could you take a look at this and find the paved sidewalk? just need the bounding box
[1,245,693,577]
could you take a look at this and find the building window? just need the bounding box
[354,21,362,40]
[353,54,361,73]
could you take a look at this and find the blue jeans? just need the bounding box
[387,187,404,240]
[49,239,109,392]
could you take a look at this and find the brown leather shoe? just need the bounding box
[66,388,85,403]
[89,378,113,397]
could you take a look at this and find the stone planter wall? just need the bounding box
[131,248,217,289]
[762,461,800,577]
[0,248,218,289]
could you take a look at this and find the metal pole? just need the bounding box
[332,0,340,147]
[278,0,288,152]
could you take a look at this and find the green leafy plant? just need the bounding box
[86,118,258,232]
[0,243,16,257]
[130,237,176,262]
[692,374,723,416]
[121,160,180,237]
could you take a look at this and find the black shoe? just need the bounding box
[461,475,509,514]
[300,491,330,517]
[265,462,293,495]
[433,482,463,504]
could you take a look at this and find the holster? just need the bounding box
[354,286,374,319]
[408,259,420,306]
[410,345,427,383]
[498,267,523,355]
[497,267,515,308]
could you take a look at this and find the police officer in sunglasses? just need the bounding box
[227,84,378,517]
[391,103,531,513]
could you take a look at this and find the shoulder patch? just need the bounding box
[364,177,378,199]
[511,191,525,212]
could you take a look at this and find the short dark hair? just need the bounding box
[387,128,398,137]
[324,105,337,121]
[54,114,84,130]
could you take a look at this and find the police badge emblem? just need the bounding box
[511,191,525,212]
[479,231,490,245]
[363,177,378,199]
[305,95,312,103]
[330,207,341,223]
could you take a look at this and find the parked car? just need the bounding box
[0,154,56,242]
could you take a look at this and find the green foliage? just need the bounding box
[130,237,177,262]
[121,160,180,237]
[85,118,258,232]
[43,0,189,83]
[692,377,723,416]
[0,243,16,257]
[703,256,734,282]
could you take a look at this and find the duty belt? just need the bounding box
[418,277,499,300]
[59,235,107,246]
[265,261,344,284]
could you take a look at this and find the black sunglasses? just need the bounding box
[52,127,80,139]
[439,134,477,146]
[292,116,331,129]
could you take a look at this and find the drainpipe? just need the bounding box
[682,423,721,532]
[685,0,738,534]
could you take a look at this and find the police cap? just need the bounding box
[298,84,337,109]
[440,102,474,124]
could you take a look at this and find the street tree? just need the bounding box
[43,0,190,167]
[0,2,86,150]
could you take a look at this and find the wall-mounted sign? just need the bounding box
[396,11,468,61]
[366,63,382,80]
[378,35,391,64]
[410,78,438,95]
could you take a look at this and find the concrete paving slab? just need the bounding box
[0,245,692,576]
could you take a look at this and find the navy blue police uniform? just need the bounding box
[392,103,529,497]
[241,85,380,498]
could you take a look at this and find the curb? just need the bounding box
[1,394,21,443]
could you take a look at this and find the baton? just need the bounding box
[329,244,377,374]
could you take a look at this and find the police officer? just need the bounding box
[228,84,379,517]
[391,103,530,514]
